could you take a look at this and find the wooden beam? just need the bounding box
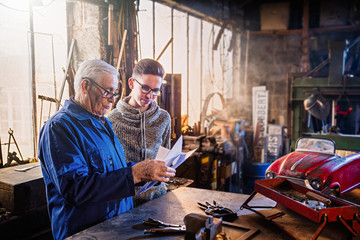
[67,0,122,8]
[250,24,360,36]
[154,0,228,28]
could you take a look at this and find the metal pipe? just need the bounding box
[57,39,75,110]
[238,32,242,99]
[222,31,225,95]
[332,100,336,127]
[39,99,43,135]
[186,13,189,118]
[152,0,155,59]
[108,4,113,45]
[156,37,173,61]
[200,19,203,119]
[28,0,37,159]
[170,7,174,118]
[244,30,250,99]
[51,35,57,99]
[117,29,128,71]
[211,25,214,96]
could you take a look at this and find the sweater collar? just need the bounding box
[116,96,159,119]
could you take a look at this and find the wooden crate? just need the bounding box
[0,162,46,215]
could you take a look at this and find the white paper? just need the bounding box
[136,135,197,195]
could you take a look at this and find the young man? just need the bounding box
[107,59,171,206]
[38,59,175,239]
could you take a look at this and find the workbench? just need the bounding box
[0,162,44,214]
[0,162,51,239]
[67,187,354,239]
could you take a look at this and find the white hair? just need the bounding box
[74,59,119,92]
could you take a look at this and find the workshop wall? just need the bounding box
[240,30,360,127]
[245,34,302,126]
[67,1,107,67]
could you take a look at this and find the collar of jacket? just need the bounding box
[63,99,112,131]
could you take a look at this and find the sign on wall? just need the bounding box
[252,86,269,162]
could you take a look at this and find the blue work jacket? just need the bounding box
[38,100,135,240]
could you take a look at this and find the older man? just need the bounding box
[38,59,176,240]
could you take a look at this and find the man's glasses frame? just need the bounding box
[82,77,119,99]
[133,78,161,96]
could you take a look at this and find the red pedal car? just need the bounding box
[265,137,360,196]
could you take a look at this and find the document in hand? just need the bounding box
[136,135,197,195]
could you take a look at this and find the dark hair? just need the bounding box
[132,58,165,78]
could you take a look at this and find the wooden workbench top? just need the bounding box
[67,186,352,240]
[0,162,42,186]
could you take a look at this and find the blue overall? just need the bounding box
[38,100,135,240]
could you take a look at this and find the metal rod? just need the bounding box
[137,8,142,59]
[332,100,336,126]
[306,58,329,77]
[312,215,327,240]
[200,19,203,127]
[156,37,173,61]
[57,39,75,110]
[152,0,155,59]
[118,29,128,100]
[171,7,174,73]
[39,100,43,136]
[186,13,189,118]
[211,25,215,102]
[108,4,113,45]
[170,7,175,119]
[8,129,24,161]
[244,30,250,99]
[238,32,242,99]
[117,29,128,71]
[222,31,225,95]
[0,137,3,167]
[51,35,57,99]
[7,130,11,157]
[28,0,37,159]
[48,100,52,119]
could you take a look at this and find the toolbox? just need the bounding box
[241,178,360,239]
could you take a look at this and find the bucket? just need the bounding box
[243,161,271,194]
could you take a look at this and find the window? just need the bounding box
[0,0,67,159]
[137,0,234,127]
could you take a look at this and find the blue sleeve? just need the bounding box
[39,119,135,207]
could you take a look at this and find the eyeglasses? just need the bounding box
[82,77,119,99]
[133,78,161,96]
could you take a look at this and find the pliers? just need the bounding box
[143,218,186,234]
[198,201,238,222]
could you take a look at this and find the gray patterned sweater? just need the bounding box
[107,96,171,163]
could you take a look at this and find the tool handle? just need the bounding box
[306,191,332,207]
[144,228,185,234]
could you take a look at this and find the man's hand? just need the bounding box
[132,160,176,184]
